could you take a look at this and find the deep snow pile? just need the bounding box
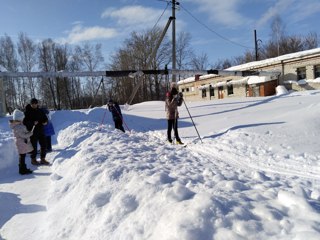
[1,91,320,240]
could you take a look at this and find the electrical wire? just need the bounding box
[151,1,170,32]
[179,4,254,50]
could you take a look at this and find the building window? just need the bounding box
[202,89,207,98]
[227,80,234,95]
[186,87,190,92]
[314,65,320,78]
[209,85,214,97]
[297,67,306,80]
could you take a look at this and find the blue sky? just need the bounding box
[1,0,320,68]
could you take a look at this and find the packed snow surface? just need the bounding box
[1,90,320,240]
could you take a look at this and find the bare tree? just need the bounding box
[38,38,58,109]
[54,44,70,109]
[190,52,209,70]
[176,32,194,69]
[304,32,318,49]
[68,50,84,109]
[17,32,37,105]
[75,43,104,106]
[270,15,286,56]
[175,31,194,81]
[0,35,19,109]
[108,28,171,103]
[213,58,233,69]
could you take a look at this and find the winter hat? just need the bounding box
[171,82,177,88]
[171,87,178,95]
[30,98,38,104]
[12,109,25,121]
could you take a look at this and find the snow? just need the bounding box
[1,91,320,240]
[284,78,320,85]
[227,48,320,71]
[276,85,289,95]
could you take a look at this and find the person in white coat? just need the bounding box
[9,109,34,174]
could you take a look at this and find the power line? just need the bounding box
[151,1,170,32]
[179,4,254,50]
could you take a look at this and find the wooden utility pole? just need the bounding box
[254,30,258,61]
[172,0,177,82]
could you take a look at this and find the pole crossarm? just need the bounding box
[0,71,107,78]
[0,69,280,78]
[0,70,169,78]
[171,69,281,77]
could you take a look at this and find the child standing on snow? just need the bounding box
[107,99,125,132]
[9,109,34,175]
[165,83,184,144]
[40,106,55,152]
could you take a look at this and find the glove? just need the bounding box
[176,92,183,101]
[176,92,183,106]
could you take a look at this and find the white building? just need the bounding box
[178,48,320,101]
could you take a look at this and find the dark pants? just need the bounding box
[46,136,52,151]
[30,134,47,159]
[19,154,26,164]
[167,119,180,141]
[115,119,125,132]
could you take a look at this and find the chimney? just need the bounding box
[195,74,201,81]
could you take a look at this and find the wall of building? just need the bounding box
[178,50,320,101]
[291,82,320,91]
[282,55,320,82]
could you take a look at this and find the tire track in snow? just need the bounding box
[187,135,320,182]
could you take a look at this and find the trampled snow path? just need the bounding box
[0,166,51,238]
[189,131,320,180]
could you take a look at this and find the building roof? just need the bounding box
[227,48,320,71]
[178,48,320,86]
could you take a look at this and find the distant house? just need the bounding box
[178,48,320,101]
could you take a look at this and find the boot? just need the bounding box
[40,158,50,165]
[19,164,33,175]
[31,158,40,165]
[176,139,184,145]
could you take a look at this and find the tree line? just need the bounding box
[1,17,318,111]
[212,17,318,69]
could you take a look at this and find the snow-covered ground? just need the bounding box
[1,89,320,240]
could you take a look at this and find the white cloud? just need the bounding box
[101,5,169,27]
[290,1,320,23]
[256,0,295,28]
[185,0,250,27]
[60,24,118,44]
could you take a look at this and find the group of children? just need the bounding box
[11,84,183,175]
[106,82,184,144]
[10,98,55,175]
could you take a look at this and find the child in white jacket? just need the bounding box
[9,109,34,175]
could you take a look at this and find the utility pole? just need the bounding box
[172,0,178,82]
[254,29,262,61]
[254,30,258,61]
